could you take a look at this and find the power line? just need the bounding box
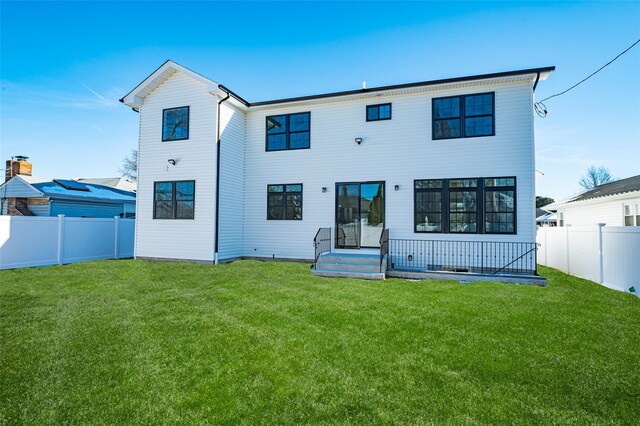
[535,37,640,117]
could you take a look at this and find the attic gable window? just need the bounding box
[266,112,310,151]
[162,106,189,141]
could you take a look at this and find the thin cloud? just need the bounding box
[79,81,105,100]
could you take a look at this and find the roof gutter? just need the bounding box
[533,72,541,92]
[218,84,250,107]
[214,85,231,265]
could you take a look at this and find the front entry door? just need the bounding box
[336,182,385,248]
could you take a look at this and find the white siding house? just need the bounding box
[122,61,554,277]
[551,175,640,227]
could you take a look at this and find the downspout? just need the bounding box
[532,72,541,92]
[214,86,231,264]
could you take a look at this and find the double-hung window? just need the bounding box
[162,106,189,141]
[433,93,494,140]
[414,176,516,234]
[154,181,195,219]
[266,112,310,151]
[624,203,640,226]
[267,184,303,220]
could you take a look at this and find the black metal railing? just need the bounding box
[388,240,539,275]
[379,228,389,273]
[313,227,332,269]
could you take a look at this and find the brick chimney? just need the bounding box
[5,155,32,182]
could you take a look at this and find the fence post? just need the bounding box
[57,214,65,265]
[544,226,548,265]
[597,223,606,284]
[565,225,571,274]
[114,216,120,260]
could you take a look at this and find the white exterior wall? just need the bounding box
[135,72,218,261]
[557,194,640,227]
[218,102,246,260]
[242,80,536,260]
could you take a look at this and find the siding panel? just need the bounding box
[243,81,536,259]
[135,72,217,261]
[218,102,246,260]
[50,200,129,218]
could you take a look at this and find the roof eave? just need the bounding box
[120,60,227,108]
[248,66,556,107]
[121,63,555,111]
[46,193,136,204]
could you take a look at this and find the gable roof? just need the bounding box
[0,175,136,204]
[120,60,228,109]
[120,60,555,110]
[548,175,640,209]
[568,175,640,204]
[32,181,136,203]
[77,177,136,192]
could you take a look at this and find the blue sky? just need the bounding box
[1,1,639,200]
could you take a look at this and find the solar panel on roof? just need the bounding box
[53,179,90,191]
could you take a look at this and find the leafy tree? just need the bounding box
[579,165,613,191]
[119,149,137,182]
[536,196,555,208]
[367,185,384,226]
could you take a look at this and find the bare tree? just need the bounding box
[579,165,613,190]
[119,149,137,182]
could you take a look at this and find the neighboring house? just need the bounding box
[536,207,557,227]
[77,177,137,193]
[549,175,640,227]
[120,60,554,279]
[1,158,136,218]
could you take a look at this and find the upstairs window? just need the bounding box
[266,112,310,151]
[366,103,392,121]
[162,106,189,141]
[267,184,303,220]
[154,180,195,219]
[433,93,494,140]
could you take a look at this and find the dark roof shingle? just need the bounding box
[568,175,640,204]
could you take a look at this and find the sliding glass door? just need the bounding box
[336,182,385,248]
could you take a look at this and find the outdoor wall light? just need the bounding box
[322,187,327,193]
[167,159,176,166]
[408,254,413,262]
[355,137,363,145]
[394,185,399,191]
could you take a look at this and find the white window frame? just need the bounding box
[623,203,639,226]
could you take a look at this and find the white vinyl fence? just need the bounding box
[537,225,640,296]
[0,215,135,270]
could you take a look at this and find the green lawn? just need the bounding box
[1,260,638,424]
